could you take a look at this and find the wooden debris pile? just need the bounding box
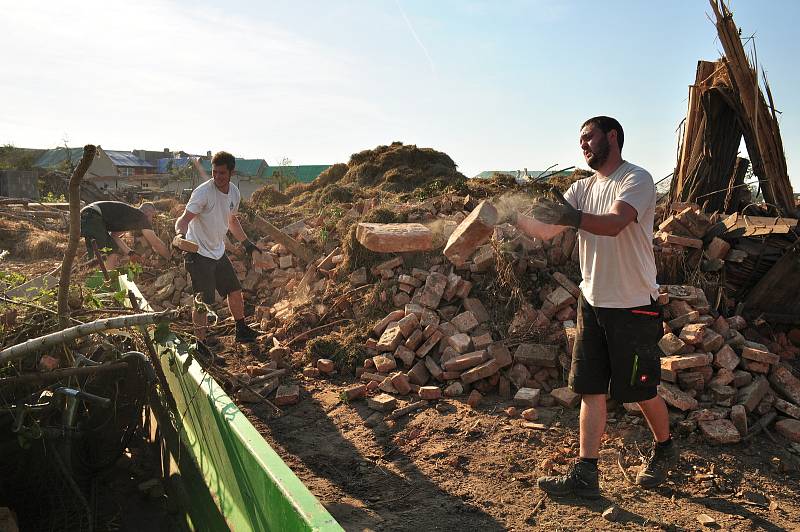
[670,1,795,216]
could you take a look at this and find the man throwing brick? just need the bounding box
[174,151,261,348]
[510,116,676,498]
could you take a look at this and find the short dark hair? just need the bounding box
[211,151,236,171]
[581,116,624,151]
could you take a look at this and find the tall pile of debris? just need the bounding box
[670,0,795,216]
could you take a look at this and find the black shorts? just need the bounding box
[184,252,241,304]
[568,293,663,403]
[80,210,117,258]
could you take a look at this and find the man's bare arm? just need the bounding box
[228,213,248,242]
[175,210,197,236]
[141,229,171,260]
[514,213,568,241]
[579,200,637,237]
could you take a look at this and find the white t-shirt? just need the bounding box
[185,179,240,260]
[563,161,659,308]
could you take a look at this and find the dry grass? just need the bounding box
[15,231,66,259]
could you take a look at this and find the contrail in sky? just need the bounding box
[395,0,436,74]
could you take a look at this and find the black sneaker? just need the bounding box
[537,460,600,499]
[235,323,260,343]
[636,441,678,488]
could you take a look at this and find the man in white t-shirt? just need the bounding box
[175,151,261,352]
[507,117,676,498]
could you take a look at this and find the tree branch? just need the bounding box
[57,144,97,327]
[0,310,177,365]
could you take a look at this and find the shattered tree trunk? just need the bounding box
[57,144,96,327]
[709,0,795,214]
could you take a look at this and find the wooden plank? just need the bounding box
[251,214,315,264]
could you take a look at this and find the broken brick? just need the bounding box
[698,418,741,444]
[368,393,397,412]
[467,389,482,408]
[372,355,397,374]
[390,372,412,395]
[462,297,490,323]
[769,365,800,405]
[736,376,771,413]
[661,353,712,371]
[451,311,480,333]
[658,333,686,355]
[416,330,444,358]
[488,342,513,368]
[443,200,498,266]
[741,347,780,366]
[460,359,499,384]
[275,384,300,406]
[377,325,404,352]
[514,387,541,407]
[550,387,581,408]
[356,222,433,253]
[713,344,740,371]
[514,343,559,367]
[442,350,487,372]
[407,359,431,386]
[730,404,748,436]
[774,419,800,443]
[418,386,442,400]
[419,272,449,309]
[658,382,698,411]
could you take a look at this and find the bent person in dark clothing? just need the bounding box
[80,201,171,268]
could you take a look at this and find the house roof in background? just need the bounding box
[200,158,267,177]
[105,150,154,168]
[34,147,87,168]
[263,165,331,184]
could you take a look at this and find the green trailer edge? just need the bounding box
[120,275,343,532]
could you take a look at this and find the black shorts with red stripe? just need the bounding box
[568,293,663,403]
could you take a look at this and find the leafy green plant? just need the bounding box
[41,192,66,203]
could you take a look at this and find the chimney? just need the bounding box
[206,150,212,157]
[163,148,170,154]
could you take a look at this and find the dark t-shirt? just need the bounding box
[82,201,152,232]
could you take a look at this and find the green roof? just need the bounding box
[34,147,87,168]
[263,165,331,184]
[200,158,267,177]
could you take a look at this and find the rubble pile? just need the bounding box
[652,284,800,444]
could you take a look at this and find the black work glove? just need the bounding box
[243,239,260,256]
[529,189,582,228]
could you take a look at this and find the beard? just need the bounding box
[586,135,610,170]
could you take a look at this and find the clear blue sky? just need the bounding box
[1,0,798,188]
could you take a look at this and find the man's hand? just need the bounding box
[530,189,582,228]
[243,239,260,256]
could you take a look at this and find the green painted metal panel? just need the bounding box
[200,159,267,177]
[120,276,342,531]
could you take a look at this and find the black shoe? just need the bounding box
[235,323,260,343]
[537,460,600,499]
[195,342,226,366]
[636,441,678,488]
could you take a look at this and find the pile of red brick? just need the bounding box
[648,284,800,444]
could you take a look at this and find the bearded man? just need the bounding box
[508,116,677,498]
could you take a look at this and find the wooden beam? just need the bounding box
[250,214,315,264]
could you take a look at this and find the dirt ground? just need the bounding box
[217,343,800,532]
